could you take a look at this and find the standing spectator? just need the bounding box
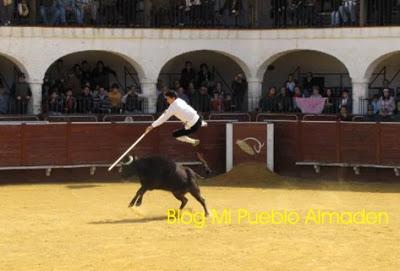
[371,94,380,114]
[378,88,395,120]
[304,0,316,26]
[213,81,224,95]
[187,82,196,103]
[156,86,168,113]
[192,86,211,113]
[64,89,76,113]
[292,86,304,112]
[340,0,357,26]
[338,89,352,113]
[259,87,278,112]
[231,73,247,111]
[11,73,31,114]
[285,73,297,94]
[93,86,111,113]
[173,80,181,91]
[65,70,81,97]
[276,87,292,112]
[50,59,68,90]
[78,85,93,113]
[338,105,352,121]
[302,72,315,96]
[331,0,342,26]
[108,84,122,113]
[180,61,196,90]
[210,91,224,112]
[72,64,82,81]
[92,61,116,89]
[48,91,64,114]
[0,80,9,114]
[80,60,92,85]
[197,63,212,89]
[0,0,14,25]
[323,88,336,113]
[177,87,190,103]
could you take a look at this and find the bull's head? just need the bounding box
[120,155,139,178]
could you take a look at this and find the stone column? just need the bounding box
[247,78,263,111]
[351,78,369,115]
[29,80,43,115]
[140,79,157,113]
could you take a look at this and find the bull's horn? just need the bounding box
[122,155,134,166]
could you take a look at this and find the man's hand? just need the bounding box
[145,126,154,134]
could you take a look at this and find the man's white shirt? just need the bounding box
[151,98,199,129]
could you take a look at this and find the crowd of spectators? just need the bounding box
[156,61,248,114]
[42,59,143,115]
[0,73,32,114]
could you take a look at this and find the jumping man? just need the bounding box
[145,90,211,173]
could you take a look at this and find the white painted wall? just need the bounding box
[1,26,400,113]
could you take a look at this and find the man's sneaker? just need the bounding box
[201,120,208,127]
[193,139,200,147]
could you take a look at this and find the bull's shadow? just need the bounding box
[89,216,166,224]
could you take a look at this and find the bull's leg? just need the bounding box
[128,187,146,207]
[189,187,209,217]
[172,191,188,210]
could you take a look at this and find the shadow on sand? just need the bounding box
[65,184,102,189]
[89,216,166,225]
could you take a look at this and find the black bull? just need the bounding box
[121,155,209,216]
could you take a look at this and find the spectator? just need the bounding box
[192,86,210,113]
[365,104,379,122]
[156,86,168,113]
[378,88,395,120]
[0,80,9,114]
[92,61,116,89]
[371,94,380,114]
[338,105,352,121]
[72,64,82,81]
[211,91,224,112]
[302,72,315,96]
[123,87,142,113]
[285,73,297,94]
[11,73,31,114]
[180,61,196,90]
[0,0,14,25]
[78,85,93,113]
[310,86,322,98]
[65,70,81,97]
[292,86,303,112]
[231,73,247,111]
[224,93,234,112]
[50,59,67,90]
[156,79,165,96]
[187,82,196,103]
[173,80,181,91]
[323,88,336,113]
[64,89,76,113]
[331,0,342,26]
[177,87,190,103]
[259,87,278,112]
[108,84,122,113]
[276,87,292,112]
[340,0,357,26]
[81,60,92,85]
[48,91,64,114]
[304,0,316,26]
[338,89,352,112]
[213,81,224,95]
[197,63,212,89]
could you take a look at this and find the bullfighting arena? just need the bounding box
[1,163,399,271]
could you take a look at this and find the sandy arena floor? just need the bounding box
[1,165,400,271]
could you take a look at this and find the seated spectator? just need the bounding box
[224,93,234,112]
[292,86,304,112]
[378,88,395,120]
[259,87,278,113]
[285,74,297,94]
[310,86,322,98]
[338,89,352,112]
[156,86,168,113]
[187,82,196,102]
[0,0,14,25]
[177,87,190,104]
[11,73,31,114]
[64,89,76,113]
[81,60,92,85]
[0,82,9,114]
[180,61,196,90]
[123,87,142,113]
[92,86,111,113]
[364,104,379,122]
[48,91,64,114]
[108,84,122,113]
[211,92,224,112]
[213,81,224,95]
[323,88,336,113]
[173,80,181,91]
[77,85,93,113]
[192,86,210,113]
[197,63,212,89]
[338,105,352,121]
[276,87,292,112]
[65,70,81,97]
